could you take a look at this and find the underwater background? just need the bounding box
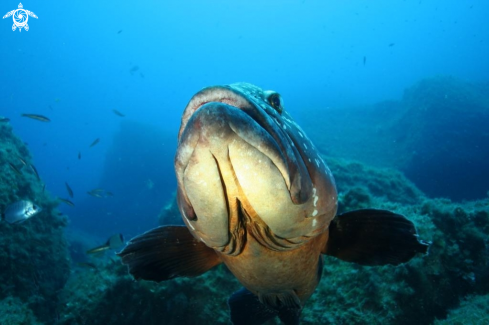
[0,0,488,324]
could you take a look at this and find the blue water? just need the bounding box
[1,0,488,240]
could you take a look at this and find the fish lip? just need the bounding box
[178,85,258,140]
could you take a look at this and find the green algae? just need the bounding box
[58,261,240,325]
[0,296,42,325]
[434,294,489,325]
[326,156,424,206]
[0,122,71,324]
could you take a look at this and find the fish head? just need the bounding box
[24,201,42,219]
[175,83,337,253]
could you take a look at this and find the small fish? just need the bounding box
[78,152,81,160]
[2,200,42,224]
[8,162,22,175]
[87,234,125,254]
[30,164,41,182]
[140,72,145,78]
[112,109,125,117]
[87,188,112,198]
[89,138,100,148]
[21,114,51,122]
[76,262,97,269]
[117,30,122,34]
[363,56,366,66]
[87,191,103,198]
[130,65,139,73]
[42,183,46,193]
[389,43,395,47]
[58,198,75,207]
[0,116,10,123]
[65,182,74,198]
[17,157,27,166]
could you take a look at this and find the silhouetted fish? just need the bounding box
[21,114,51,122]
[30,164,41,181]
[119,83,430,325]
[87,234,125,254]
[89,138,100,148]
[112,109,125,117]
[87,188,113,198]
[8,162,21,175]
[78,152,81,160]
[0,116,10,123]
[76,262,98,270]
[17,157,27,166]
[58,198,75,207]
[2,200,42,224]
[117,30,122,34]
[65,182,74,198]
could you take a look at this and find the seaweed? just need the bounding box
[0,122,71,324]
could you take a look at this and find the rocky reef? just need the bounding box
[303,157,489,325]
[53,155,489,325]
[1,77,488,324]
[0,121,71,324]
[302,76,489,201]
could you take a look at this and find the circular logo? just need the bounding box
[13,9,28,27]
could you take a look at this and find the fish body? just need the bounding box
[58,198,75,207]
[87,191,103,198]
[17,157,27,166]
[2,200,42,224]
[21,114,51,122]
[87,234,124,254]
[65,182,74,198]
[8,162,22,175]
[87,188,112,198]
[119,83,429,324]
[174,83,337,307]
[112,109,125,117]
[89,138,100,148]
[30,164,41,181]
[0,116,10,123]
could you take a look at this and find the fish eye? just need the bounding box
[267,93,284,114]
[32,206,37,211]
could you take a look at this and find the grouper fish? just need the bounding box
[118,83,429,324]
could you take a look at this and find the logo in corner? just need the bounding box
[3,3,37,32]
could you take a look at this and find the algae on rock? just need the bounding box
[0,121,71,324]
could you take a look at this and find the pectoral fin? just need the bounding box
[323,209,430,266]
[117,226,221,282]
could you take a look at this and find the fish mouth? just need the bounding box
[177,85,309,204]
[175,85,314,251]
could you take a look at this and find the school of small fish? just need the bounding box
[2,106,125,259]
